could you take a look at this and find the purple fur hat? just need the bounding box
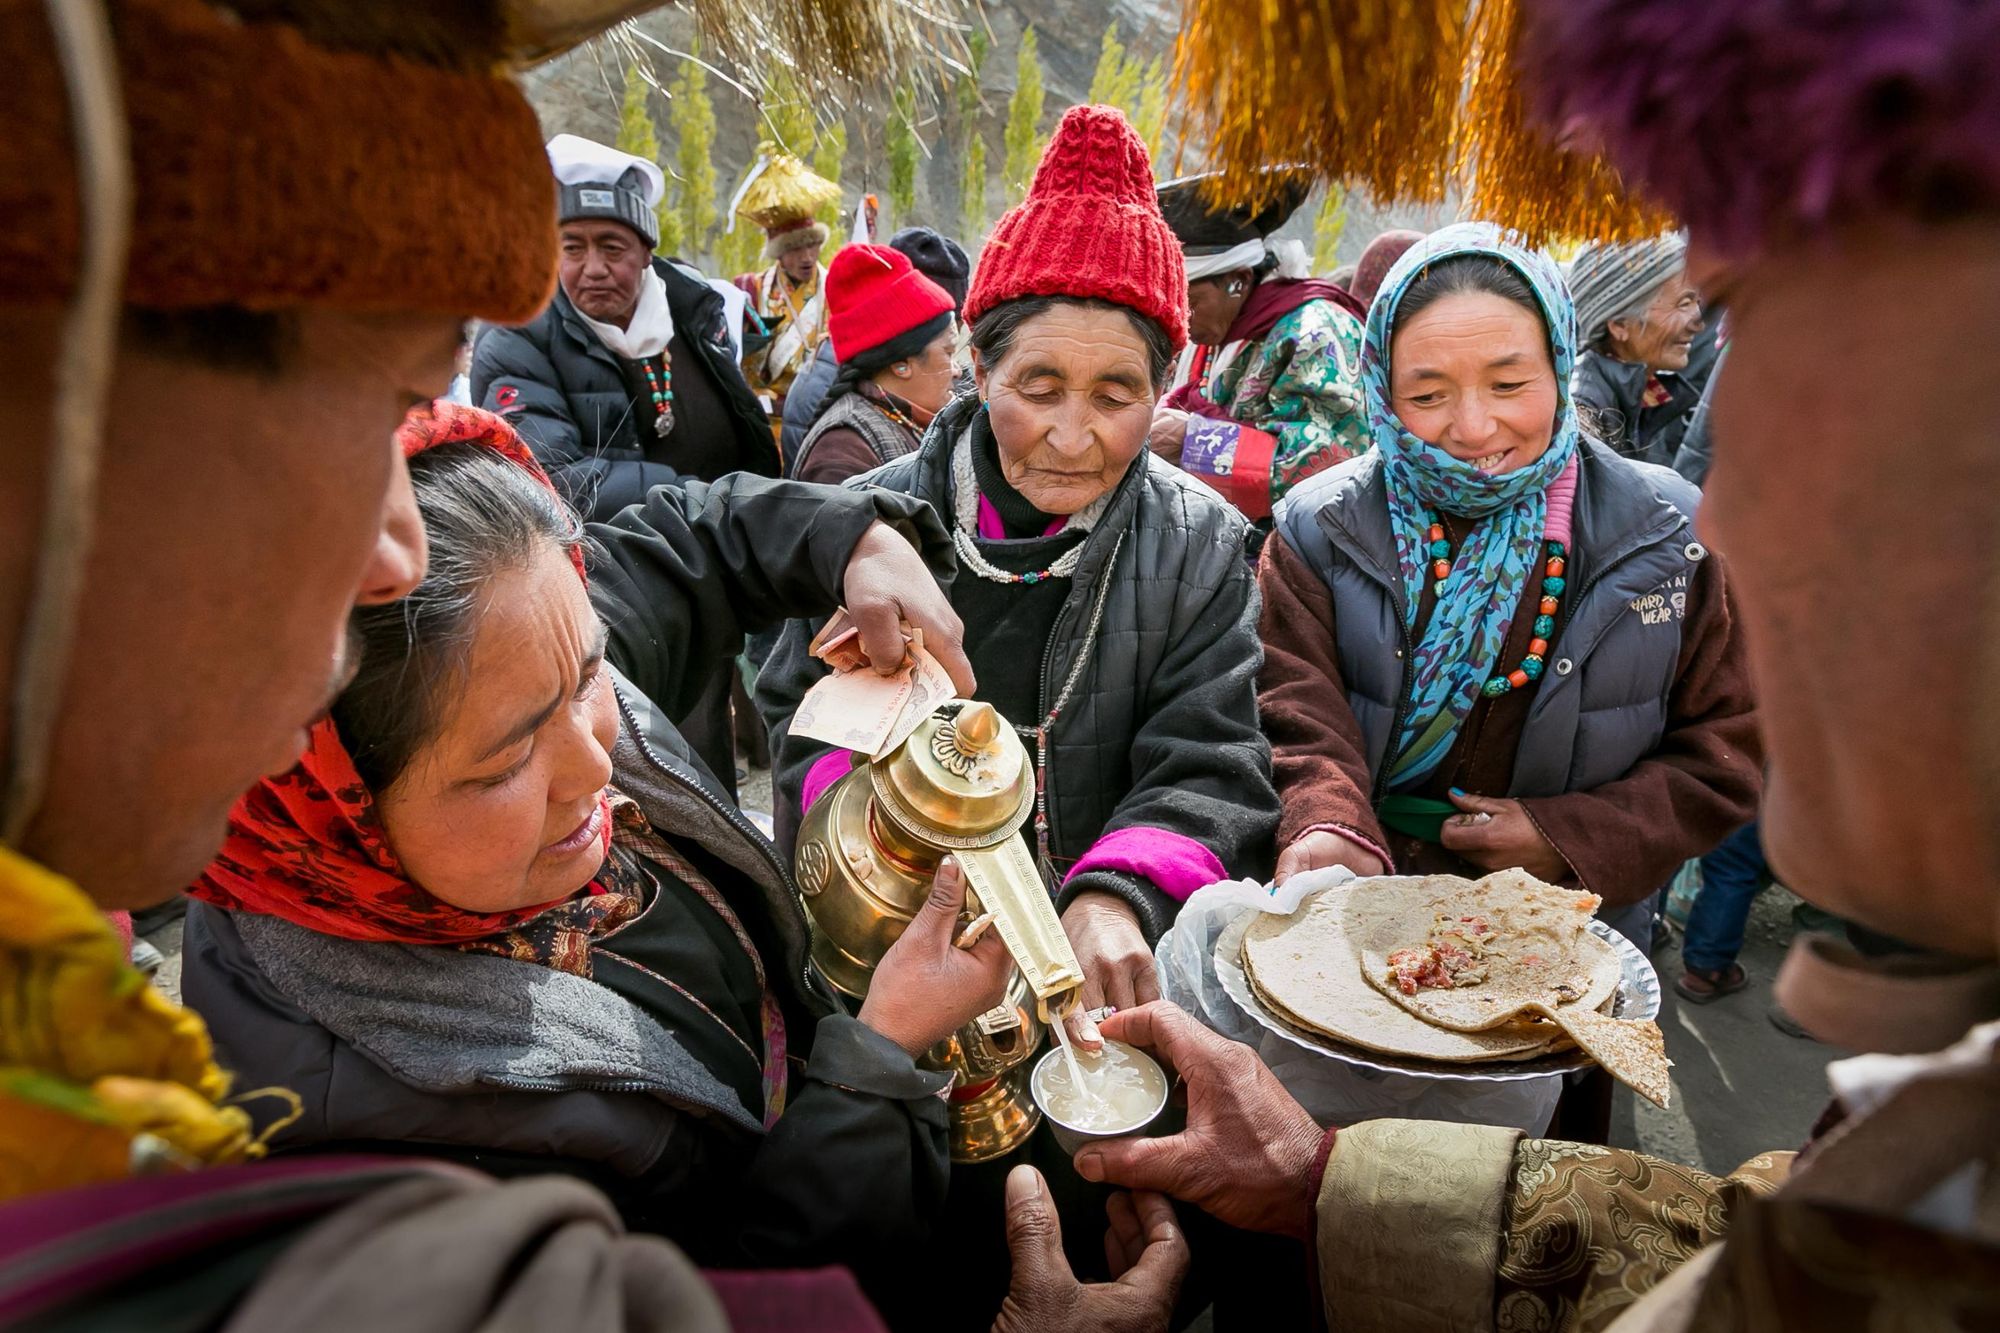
[1523,0,2000,257]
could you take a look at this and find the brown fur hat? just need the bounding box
[3,0,559,323]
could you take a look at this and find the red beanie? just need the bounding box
[963,106,1187,352]
[826,244,958,363]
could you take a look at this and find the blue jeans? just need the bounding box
[1682,818,1770,973]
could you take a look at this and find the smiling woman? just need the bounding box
[1568,234,1710,467]
[1255,225,1761,1138]
[177,403,1016,1279]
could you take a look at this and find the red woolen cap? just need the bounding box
[825,244,957,363]
[963,105,1188,352]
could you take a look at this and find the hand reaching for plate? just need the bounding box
[1275,829,1387,885]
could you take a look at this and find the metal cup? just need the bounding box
[1030,1039,1171,1157]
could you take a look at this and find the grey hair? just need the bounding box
[331,441,587,793]
[968,296,1176,391]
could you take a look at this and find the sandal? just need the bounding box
[1674,962,1749,1004]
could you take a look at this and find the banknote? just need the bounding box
[876,643,956,758]
[808,607,869,673]
[792,642,957,759]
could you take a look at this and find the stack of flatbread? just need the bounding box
[1240,870,1672,1106]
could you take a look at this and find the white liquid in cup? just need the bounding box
[1034,1038,1169,1135]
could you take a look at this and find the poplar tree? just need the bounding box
[762,66,817,159]
[614,63,678,254]
[812,119,848,264]
[1133,57,1169,161]
[1311,188,1350,274]
[667,44,717,262]
[1002,28,1046,206]
[715,217,764,282]
[887,84,920,221]
[957,29,991,237]
[1087,23,1137,109]
[961,133,989,239]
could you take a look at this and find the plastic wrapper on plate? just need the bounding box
[1156,871,1661,1135]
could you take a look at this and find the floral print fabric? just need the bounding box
[1496,1139,1791,1331]
[1200,297,1372,506]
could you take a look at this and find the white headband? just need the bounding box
[1182,238,1267,283]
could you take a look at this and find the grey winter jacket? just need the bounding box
[757,393,1280,943]
[1275,437,1712,814]
[183,475,961,1273]
[790,389,920,483]
[1571,349,1702,469]
[472,257,778,522]
[779,340,839,463]
[1673,348,1727,487]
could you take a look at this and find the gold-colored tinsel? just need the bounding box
[1173,0,1672,243]
[733,147,843,229]
[1452,0,1671,243]
[1174,0,1471,212]
[681,0,969,94]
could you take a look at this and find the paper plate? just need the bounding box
[1214,910,1662,1084]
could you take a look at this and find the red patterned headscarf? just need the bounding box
[190,402,605,944]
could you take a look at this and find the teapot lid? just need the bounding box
[871,700,1034,848]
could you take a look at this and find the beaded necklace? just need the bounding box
[1423,508,1567,698]
[949,427,1105,586]
[1016,530,1127,880]
[874,395,919,436]
[640,349,675,438]
[950,529,1087,586]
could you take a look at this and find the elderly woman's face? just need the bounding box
[1388,291,1560,476]
[974,304,1157,514]
[1186,272,1253,347]
[1608,269,1705,372]
[376,543,619,913]
[886,324,959,417]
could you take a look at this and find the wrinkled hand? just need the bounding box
[1146,408,1191,464]
[861,858,1015,1057]
[841,521,977,695]
[1061,893,1158,1048]
[1436,790,1570,882]
[1274,829,1387,886]
[991,1167,1187,1333]
[1074,1002,1324,1240]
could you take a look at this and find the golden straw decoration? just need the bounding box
[1453,0,1671,242]
[1173,0,1471,212]
[1171,0,1675,243]
[682,0,969,94]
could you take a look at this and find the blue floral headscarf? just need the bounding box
[1359,223,1580,790]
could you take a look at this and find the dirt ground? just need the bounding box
[1619,884,1838,1171]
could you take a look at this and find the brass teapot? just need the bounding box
[794,700,1085,1162]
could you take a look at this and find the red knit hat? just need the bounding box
[963,106,1188,351]
[826,244,958,363]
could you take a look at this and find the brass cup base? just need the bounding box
[945,1062,1043,1164]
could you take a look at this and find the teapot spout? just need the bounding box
[954,839,1086,1011]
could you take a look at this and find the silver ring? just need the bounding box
[1085,1005,1117,1023]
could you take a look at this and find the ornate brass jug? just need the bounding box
[794,700,1085,1162]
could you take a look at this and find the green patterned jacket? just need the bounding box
[1177,297,1371,520]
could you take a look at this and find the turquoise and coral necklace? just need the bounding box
[640,350,675,437]
[1423,509,1567,697]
